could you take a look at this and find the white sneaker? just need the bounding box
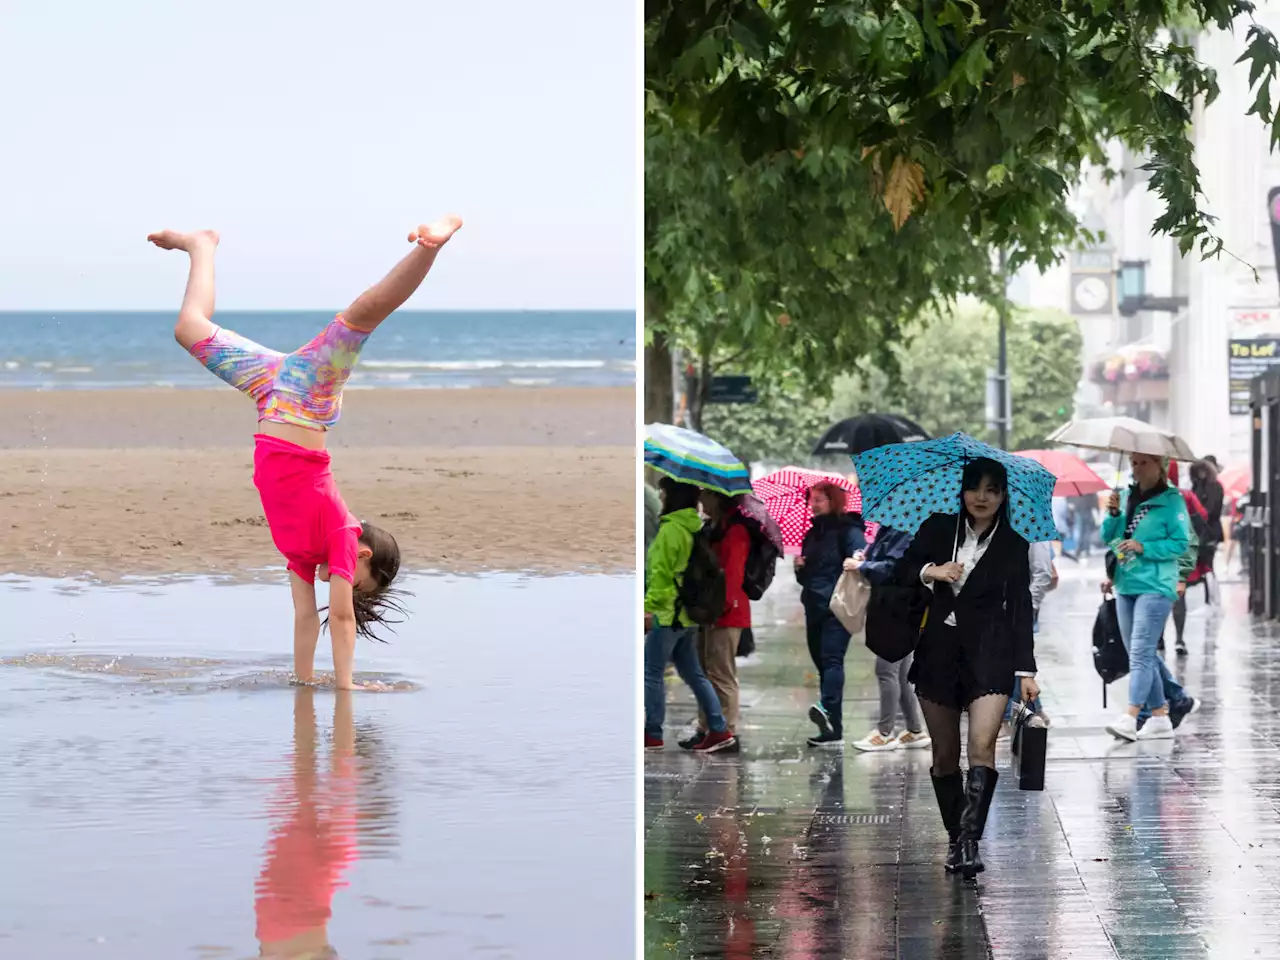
[896,730,932,750]
[1137,714,1175,740]
[851,729,901,752]
[1106,713,1138,742]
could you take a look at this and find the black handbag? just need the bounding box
[1091,593,1129,708]
[1009,701,1047,792]
[864,583,929,663]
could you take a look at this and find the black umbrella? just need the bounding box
[811,413,931,457]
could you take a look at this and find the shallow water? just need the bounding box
[0,573,634,959]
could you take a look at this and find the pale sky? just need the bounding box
[1,1,636,311]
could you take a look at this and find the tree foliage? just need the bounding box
[702,374,834,465]
[702,304,1083,462]
[644,1,1280,424]
[646,102,998,404]
[835,303,1084,451]
[647,0,1280,264]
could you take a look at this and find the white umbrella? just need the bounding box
[1046,417,1196,461]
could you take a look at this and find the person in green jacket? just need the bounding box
[643,477,734,753]
[1101,453,1192,742]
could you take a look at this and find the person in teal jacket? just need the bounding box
[643,477,734,753]
[1101,453,1192,742]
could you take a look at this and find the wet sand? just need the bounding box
[0,387,635,578]
[0,573,634,958]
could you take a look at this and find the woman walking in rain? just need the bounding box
[796,481,867,747]
[1102,453,1192,742]
[677,490,750,751]
[895,459,1037,881]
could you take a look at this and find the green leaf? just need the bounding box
[728,19,766,61]
[1249,77,1272,121]
[953,39,992,91]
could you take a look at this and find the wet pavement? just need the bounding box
[0,572,634,959]
[644,559,1280,959]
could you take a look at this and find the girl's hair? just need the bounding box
[809,481,847,515]
[323,521,408,643]
[658,476,701,515]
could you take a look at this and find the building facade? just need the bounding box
[1011,12,1280,469]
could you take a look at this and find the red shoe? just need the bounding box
[692,730,738,753]
[644,734,664,752]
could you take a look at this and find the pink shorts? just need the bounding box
[189,315,371,429]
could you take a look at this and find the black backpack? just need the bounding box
[675,526,727,627]
[1091,595,1129,707]
[731,516,780,602]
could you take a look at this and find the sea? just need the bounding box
[0,310,636,391]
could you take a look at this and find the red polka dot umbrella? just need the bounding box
[752,466,877,554]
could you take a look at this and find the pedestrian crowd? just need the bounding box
[643,418,1238,882]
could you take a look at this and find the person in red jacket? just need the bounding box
[680,491,752,751]
[1165,461,1212,656]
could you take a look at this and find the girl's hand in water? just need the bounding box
[1117,539,1143,556]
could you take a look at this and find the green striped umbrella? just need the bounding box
[643,423,752,497]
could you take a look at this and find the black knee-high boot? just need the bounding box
[930,770,965,873]
[958,766,999,880]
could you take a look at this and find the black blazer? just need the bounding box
[894,512,1036,678]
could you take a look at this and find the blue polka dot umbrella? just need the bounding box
[851,432,1062,543]
[644,423,752,497]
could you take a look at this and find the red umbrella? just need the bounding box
[1015,449,1109,497]
[1217,464,1250,502]
[752,467,876,554]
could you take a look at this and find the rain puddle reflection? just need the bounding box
[0,573,634,958]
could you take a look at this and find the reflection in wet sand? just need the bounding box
[0,573,632,957]
[255,688,398,959]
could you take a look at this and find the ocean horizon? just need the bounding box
[0,310,636,391]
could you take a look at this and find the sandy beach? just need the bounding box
[0,387,635,579]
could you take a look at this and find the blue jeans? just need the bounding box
[806,610,851,734]
[644,624,727,740]
[1137,660,1186,722]
[1115,594,1174,712]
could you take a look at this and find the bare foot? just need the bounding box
[146,229,220,252]
[406,215,463,249]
